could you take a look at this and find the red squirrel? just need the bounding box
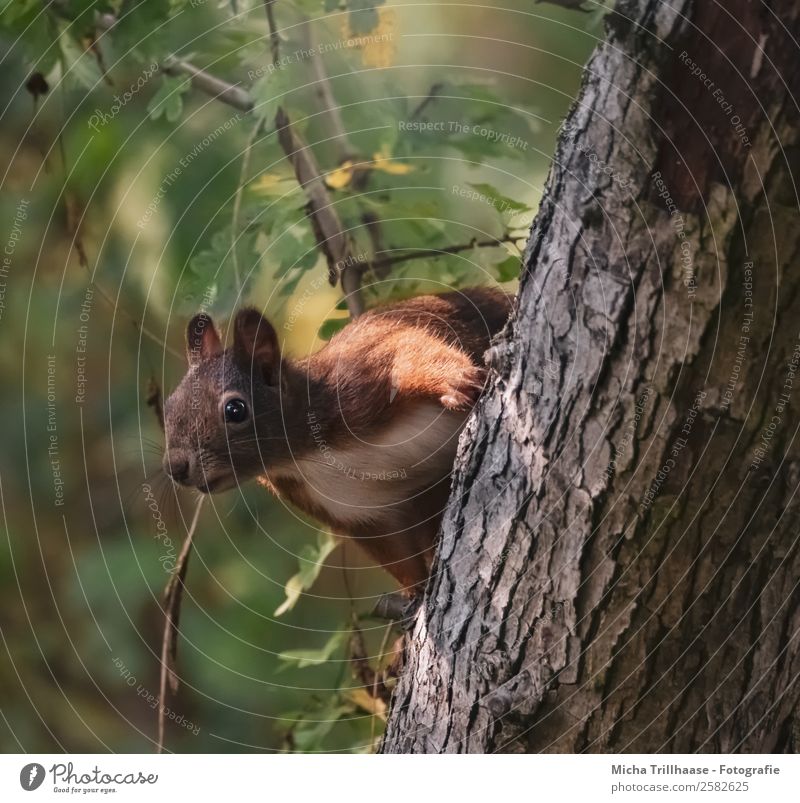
[162,287,512,592]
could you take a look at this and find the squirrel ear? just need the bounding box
[233,308,280,383]
[186,313,222,365]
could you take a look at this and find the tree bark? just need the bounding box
[381,0,800,753]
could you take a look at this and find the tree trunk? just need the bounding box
[381,0,800,754]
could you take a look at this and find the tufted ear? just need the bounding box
[186,313,222,365]
[233,308,280,384]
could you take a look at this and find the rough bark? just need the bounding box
[381,0,800,753]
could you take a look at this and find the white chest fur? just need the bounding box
[271,402,467,528]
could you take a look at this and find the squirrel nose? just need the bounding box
[164,452,191,484]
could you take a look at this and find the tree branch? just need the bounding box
[94,13,254,112]
[410,82,445,120]
[231,117,263,294]
[94,3,440,317]
[157,496,204,754]
[302,18,357,163]
[95,4,363,315]
[375,235,520,270]
[162,55,254,113]
[262,0,281,65]
[262,2,364,317]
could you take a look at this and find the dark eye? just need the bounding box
[224,398,248,424]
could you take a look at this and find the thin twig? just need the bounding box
[363,210,390,279]
[338,541,360,628]
[94,3,365,316]
[157,496,204,754]
[63,176,182,358]
[410,82,445,120]
[274,108,361,304]
[299,16,374,310]
[349,614,390,703]
[231,117,264,295]
[262,0,282,66]
[94,12,254,113]
[371,622,394,747]
[163,56,254,113]
[261,2,364,317]
[375,235,521,269]
[145,377,165,431]
[50,46,183,361]
[302,17,356,163]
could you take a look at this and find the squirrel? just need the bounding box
[162,287,513,592]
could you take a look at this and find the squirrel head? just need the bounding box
[162,308,290,493]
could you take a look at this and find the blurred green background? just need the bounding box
[0,0,600,752]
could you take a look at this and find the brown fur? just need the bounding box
[163,287,512,592]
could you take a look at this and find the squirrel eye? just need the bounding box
[224,398,248,424]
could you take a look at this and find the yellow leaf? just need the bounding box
[360,9,398,69]
[372,145,414,176]
[250,173,289,194]
[324,160,355,190]
[339,8,398,69]
[345,688,388,720]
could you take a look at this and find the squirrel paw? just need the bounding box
[440,365,487,410]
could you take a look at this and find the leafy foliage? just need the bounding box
[277,631,345,670]
[0,0,595,754]
[146,75,191,122]
[274,531,339,616]
[4,0,533,312]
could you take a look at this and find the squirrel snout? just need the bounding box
[163,451,192,485]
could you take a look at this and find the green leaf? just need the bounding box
[317,317,349,341]
[1,1,60,75]
[107,2,174,64]
[468,182,531,213]
[269,221,318,279]
[184,226,257,313]
[359,194,445,249]
[468,243,522,282]
[280,697,355,753]
[251,67,293,125]
[494,254,521,282]
[397,80,541,162]
[344,93,408,154]
[1,0,40,25]
[277,630,345,670]
[146,74,190,122]
[274,531,338,617]
[58,25,103,91]
[277,271,305,298]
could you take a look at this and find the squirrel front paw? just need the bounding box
[440,365,487,410]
